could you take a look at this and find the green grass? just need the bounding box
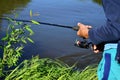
[5,56,98,80]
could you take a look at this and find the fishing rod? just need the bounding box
[0,17,92,49]
[0,17,79,31]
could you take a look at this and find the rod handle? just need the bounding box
[72,26,79,31]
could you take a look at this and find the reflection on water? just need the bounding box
[0,0,31,16]
[0,0,31,30]
[0,0,105,67]
[93,0,102,5]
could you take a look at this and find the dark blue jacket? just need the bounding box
[89,0,120,44]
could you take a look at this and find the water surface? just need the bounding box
[0,0,105,62]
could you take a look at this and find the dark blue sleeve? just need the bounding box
[89,0,120,44]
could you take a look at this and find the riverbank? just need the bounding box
[5,53,102,80]
[57,51,102,70]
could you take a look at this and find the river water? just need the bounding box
[0,0,106,67]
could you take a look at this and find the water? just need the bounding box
[0,0,105,65]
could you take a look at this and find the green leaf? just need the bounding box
[11,31,15,35]
[30,10,33,17]
[6,44,11,48]
[31,20,40,25]
[16,51,21,57]
[15,13,18,18]
[21,38,27,44]
[25,26,34,35]
[27,38,34,43]
[16,47,23,52]
[10,37,16,41]
[18,22,23,25]
[9,24,15,29]
[6,17,13,22]
[2,33,9,41]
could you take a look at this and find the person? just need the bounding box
[77,0,120,80]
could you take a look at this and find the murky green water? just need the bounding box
[0,0,105,61]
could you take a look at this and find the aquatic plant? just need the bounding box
[0,11,39,77]
[5,56,98,80]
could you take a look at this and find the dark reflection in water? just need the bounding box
[0,0,31,16]
[58,51,102,69]
[0,0,106,67]
[0,0,31,30]
[93,0,102,5]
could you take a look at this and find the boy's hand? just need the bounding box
[77,22,104,53]
[77,23,92,39]
[92,43,105,53]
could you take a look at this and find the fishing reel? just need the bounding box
[74,39,92,49]
[73,26,92,49]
